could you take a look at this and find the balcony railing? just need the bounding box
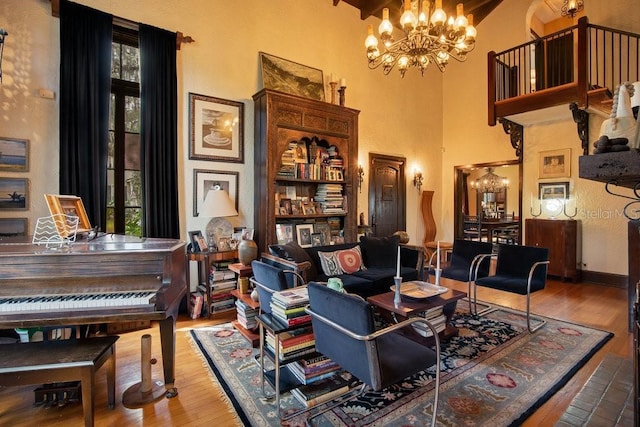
[488,17,640,126]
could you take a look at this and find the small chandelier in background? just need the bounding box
[0,28,7,83]
[364,0,477,76]
[470,168,508,193]
[561,0,584,18]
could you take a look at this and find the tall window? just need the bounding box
[108,28,142,236]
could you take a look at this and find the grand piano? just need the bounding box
[0,234,186,397]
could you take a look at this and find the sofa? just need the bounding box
[261,235,424,298]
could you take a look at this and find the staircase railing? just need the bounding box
[488,17,640,125]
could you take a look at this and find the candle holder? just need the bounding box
[434,268,442,287]
[329,81,337,105]
[338,86,346,106]
[393,276,402,307]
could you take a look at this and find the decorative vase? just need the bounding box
[238,239,258,266]
[421,190,437,246]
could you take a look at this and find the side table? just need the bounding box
[185,250,237,317]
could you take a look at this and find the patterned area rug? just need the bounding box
[190,307,612,427]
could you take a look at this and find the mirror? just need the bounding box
[453,160,522,242]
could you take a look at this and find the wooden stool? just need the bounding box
[425,241,453,267]
[0,336,118,427]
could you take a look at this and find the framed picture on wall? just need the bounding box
[0,137,29,172]
[0,178,29,211]
[0,218,28,237]
[539,148,571,179]
[189,93,244,163]
[539,182,570,200]
[259,52,325,101]
[193,169,239,217]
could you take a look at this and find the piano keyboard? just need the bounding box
[0,291,156,313]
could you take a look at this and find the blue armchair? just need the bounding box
[306,282,440,426]
[474,244,549,332]
[250,259,305,315]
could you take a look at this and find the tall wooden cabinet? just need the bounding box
[253,89,360,253]
[525,218,580,282]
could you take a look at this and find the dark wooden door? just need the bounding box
[368,154,405,237]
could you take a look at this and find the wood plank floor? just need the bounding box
[0,278,632,426]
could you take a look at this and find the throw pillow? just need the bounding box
[335,245,365,274]
[318,251,344,276]
[359,235,400,269]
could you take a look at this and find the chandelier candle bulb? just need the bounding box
[339,78,346,88]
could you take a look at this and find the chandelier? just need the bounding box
[561,0,584,18]
[470,168,509,193]
[364,0,477,76]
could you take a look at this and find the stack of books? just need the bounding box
[411,306,447,338]
[189,292,204,319]
[290,374,350,408]
[287,354,341,385]
[235,298,258,330]
[314,184,345,214]
[209,264,236,314]
[270,287,311,327]
[276,141,297,178]
[265,326,315,362]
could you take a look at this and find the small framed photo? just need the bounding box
[539,148,571,179]
[0,178,28,211]
[189,93,244,163]
[302,203,316,215]
[217,237,232,251]
[280,198,292,215]
[0,218,28,237]
[296,223,314,248]
[241,228,254,240]
[314,222,331,245]
[275,223,294,245]
[188,230,208,253]
[293,140,308,164]
[311,233,323,247]
[0,137,29,172]
[539,182,570,200]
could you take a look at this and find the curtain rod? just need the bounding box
[50,0,194,50]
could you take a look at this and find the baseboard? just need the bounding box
[580,270,627,288]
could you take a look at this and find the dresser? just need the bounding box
[525,218,580,282]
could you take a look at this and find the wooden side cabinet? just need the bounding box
[525,218,580,282]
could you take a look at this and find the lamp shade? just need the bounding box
[200,188,238,218]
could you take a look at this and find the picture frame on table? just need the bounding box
[314,222,331,245]
[259,52,325,102]
[44,194,92,233]
[0,137,29,172]
[539,182,570,200]
[241,228,254,240]
[539,148,571,179]
[193,169,239,217]
[188,230,208,253]
[0,178,28,211]
[311,233,323,247]
[0,217,28,237]
[189,93,244,163]
[296,223,314,248]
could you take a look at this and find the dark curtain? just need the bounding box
[534,40,545,91]
[546,34,574,88]
[59,0,112,231]
[139,25,179,238]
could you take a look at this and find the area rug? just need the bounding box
[190,307,612,427]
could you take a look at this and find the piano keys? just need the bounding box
[0,234,186,397]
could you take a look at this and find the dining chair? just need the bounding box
[463,215,487,241]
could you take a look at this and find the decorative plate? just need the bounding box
[390,281,448,301]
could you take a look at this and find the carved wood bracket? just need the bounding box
[499,118,524,161]
[570,102,589,155]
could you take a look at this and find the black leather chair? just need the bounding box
[306,282,441,427]
[474,244,549,333]
[430,239,493,313]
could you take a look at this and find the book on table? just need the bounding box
[290,374,350,407]
[271,287,309,308]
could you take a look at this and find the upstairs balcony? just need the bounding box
[488,16,639,148]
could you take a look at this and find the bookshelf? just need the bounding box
[186,250,237,319]
[253,89,359,252]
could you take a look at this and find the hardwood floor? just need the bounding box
[0,278,632,426]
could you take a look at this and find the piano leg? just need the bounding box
[158,315,178,398]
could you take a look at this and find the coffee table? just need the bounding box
[367,283,467,343]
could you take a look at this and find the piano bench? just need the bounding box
[0,336,119,427]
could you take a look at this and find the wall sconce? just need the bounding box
[413,170,423,192]
[0,28,7,83]
[357,164,364,193]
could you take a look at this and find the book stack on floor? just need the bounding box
[265,326,315,362]
[235,298,258,330]
[270,287,311,327]
[287,354,341,385]
[189,292,205,319]
[411,306,447,338]
[208,263,236,314]
[290,374,350,408]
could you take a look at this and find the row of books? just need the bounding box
[290,373,350,408]
[235,298,258,330]
[411,306,447,338]
[287,354,340,385]
[270,287,311,327]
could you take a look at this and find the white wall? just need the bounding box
[1,0,442,246]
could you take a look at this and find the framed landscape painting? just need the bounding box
[0,177,28,211]
[539,148,571,179]
[539,182,570,200]
[0,137,29,171]
[0,218,27,237]
[189,93,244,163]
[260,52,325,101]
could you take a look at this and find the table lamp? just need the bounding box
[200,186,238,251]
